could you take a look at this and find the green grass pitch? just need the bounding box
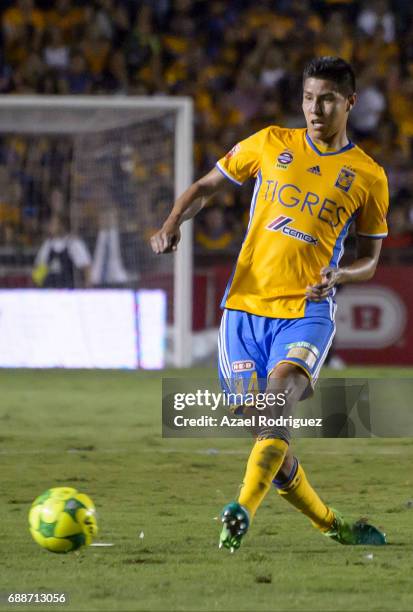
[1,367,413,612]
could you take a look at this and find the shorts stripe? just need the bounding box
[221,310,232,377]
[217,327,227,380]
[217,332,225,379]
[313,322,336,381]
[218,311,231,379]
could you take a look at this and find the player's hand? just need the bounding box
[150,220,181,254]
[305,266,341,301]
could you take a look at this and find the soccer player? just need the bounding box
[151,57,388,550]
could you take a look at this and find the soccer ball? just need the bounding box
[29,487,98,553]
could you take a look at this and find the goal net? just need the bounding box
[0,96,193,367]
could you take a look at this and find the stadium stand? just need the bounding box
[0,0,412,270]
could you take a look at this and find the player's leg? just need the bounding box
[275,450,386,544]
[220,364,309,551]
[267,315,386,544]
[274,445,335,533]
[218,309,292,551]
[267,361,336,533]
[237,363,308,520]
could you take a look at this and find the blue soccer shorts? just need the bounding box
[217,300,336,398]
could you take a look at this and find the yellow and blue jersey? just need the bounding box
[216,126,389,319]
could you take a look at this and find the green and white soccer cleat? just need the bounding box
[325,509,387,546]
[219,502,250,553]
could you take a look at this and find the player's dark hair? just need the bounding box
[303,56,356,96]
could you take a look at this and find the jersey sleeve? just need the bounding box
[216,128,269,186]
[355,167,389,238]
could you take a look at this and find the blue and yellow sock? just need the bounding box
[273,458,335,532]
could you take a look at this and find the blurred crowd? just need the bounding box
[1,0,413,267]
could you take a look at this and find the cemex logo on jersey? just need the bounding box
[266,215,318,245]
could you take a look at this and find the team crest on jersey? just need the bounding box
[266,215,318,245]
[276,149,294,169]
[335,167,356,192]
[225,143,240,160]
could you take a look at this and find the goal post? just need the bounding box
[0,95,194,368]
[174,99,194,368]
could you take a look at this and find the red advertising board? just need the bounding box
[335,266,413,365]
[148,265,413,365]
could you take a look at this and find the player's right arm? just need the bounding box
[151,127,268,254]
[150,167,227,254]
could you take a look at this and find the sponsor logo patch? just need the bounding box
[232,360,255,372]
[286,341,320,357]
[286,342,319,369]
[335,167,356,192]
[266,215,318,245]
[276,149,294,169]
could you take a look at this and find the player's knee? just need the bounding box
[268,362,307,383]
[267,362,309,401]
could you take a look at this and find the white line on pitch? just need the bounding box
[0,447,410,456]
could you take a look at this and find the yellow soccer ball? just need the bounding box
[29,487,98,553]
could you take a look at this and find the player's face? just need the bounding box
[302,78,355,143]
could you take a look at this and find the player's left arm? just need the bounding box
[306,237,383,300]
[307,167,389,301]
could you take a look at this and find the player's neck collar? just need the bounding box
[305,131,354,156]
